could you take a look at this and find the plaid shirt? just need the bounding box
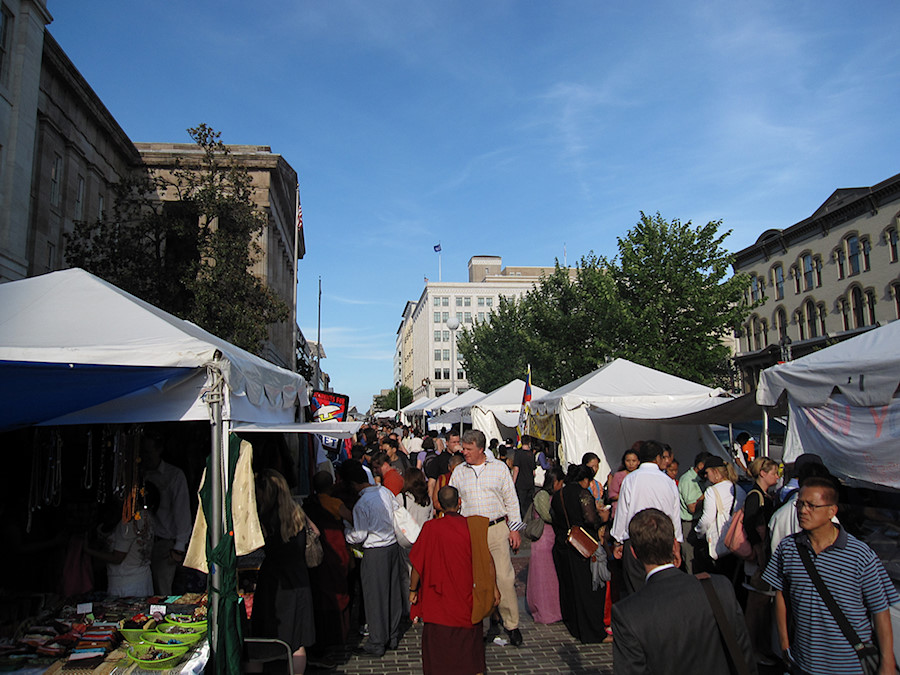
[449,453,523,530]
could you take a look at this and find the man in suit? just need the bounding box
[611,508,756,675]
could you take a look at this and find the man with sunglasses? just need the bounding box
[763,477,898,675]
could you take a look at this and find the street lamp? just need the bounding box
[446,316,460,395]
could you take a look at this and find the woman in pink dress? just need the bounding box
[606,448,639,520]
[526,465,565,624]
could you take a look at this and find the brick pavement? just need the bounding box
[315,542,616,674]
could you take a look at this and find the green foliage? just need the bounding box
[457,213,753,391]
[375,385,414,412]
[64,124,287,354]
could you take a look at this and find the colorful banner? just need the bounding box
[311,390,350,451]
[528,412,557,443]
[785,395,900,489]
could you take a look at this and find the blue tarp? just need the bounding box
[0,361,192,431]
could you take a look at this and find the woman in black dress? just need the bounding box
[252,469,317,674]
[550,463,608,643]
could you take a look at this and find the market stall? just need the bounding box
[469,378,550,443]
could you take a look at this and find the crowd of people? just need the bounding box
[242,421,897,675]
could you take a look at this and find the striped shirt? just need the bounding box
[762,526,899,675]
[449,453,523,530]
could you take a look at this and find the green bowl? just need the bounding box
[163,614,207,629]
[127,643,188,670]
[141,629,204,646]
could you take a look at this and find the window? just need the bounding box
[434,330,441,342]
[802,254,814,291]
[839,298,850,331]
[433,312,441,324]
[464,311,472,323]
[457,368,464,380]
[797,310,806,341]
[75,176,85,220]
[814,257,822,287]
[442,349,450,361]
[486,297,493,307]
[442,311,449,323]
[0,6,12,86]
[865,290,876,326]
[443,368,450,380]
[751,317,762,350]
[455,297,462,307]
[861,238,871,271]
[847,236,861,276]
[434,369,442,380]
[477,297,485,306]
[817,303,827,337]
[50,154,62,207]
[442,330,450,342]
[791,265,801,294]
[434,296,441,307]
[835,249,846,280]
[750,276,760,303]
[805,300,818,339]
[851,287,865,328]
[888,227,898,263]
[442,297,449,307]
[893,283,900,319]
[463,297,471,307]
[477,311,485,322]
[773,265,784,300]
[456,312,462,322]
[776,307,788,340]
[434,350,442,361]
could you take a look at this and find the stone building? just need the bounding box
[0,2,306,370]
[732,172,900,389]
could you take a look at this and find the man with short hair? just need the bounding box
[449,429,524,646]
[610,440,683,596]
[342,460,404,657]
[678,451,710,573]
[763,478,898,675]
[371,452,404,496]
[511,436,536,518]
[612,508,756,675]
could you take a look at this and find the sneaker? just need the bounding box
[506,628,523,646]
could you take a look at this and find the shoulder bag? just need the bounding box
[710,485,737,560]
[305,524,323,567]
[796,544,882,675]
[392,495,421,548]
[696,573,753,675]
[562,487,599,558]
[724,488,764,561]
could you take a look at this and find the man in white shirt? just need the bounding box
[141,434,191,595]
[611,440,682,597]
[343,460,403,657]
[449,429,524,646]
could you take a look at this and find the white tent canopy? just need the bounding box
[531,359,730,476]
[426,388,485,428]
[233,421,362,438]
[470,378,551,442]
[757,321,900,489]
[757,321,900,408]
[0,268,308,429]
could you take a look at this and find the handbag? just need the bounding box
[305,524,323,567]
[523,501,545,542]
[562,487,599,558]
[725,488,765,561]
[392,496,421,548]
[709,486,737,560]
[796,544,882,675]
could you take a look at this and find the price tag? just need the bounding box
[150,604,167,616]
[76,602,93,615]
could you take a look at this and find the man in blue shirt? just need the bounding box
[763,477,898,674]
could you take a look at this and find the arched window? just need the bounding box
[851,287,865,327]
[888,227,899,263]
[893,282,900,319]
[797,309,806,341]
[838,298,850,331]
[835,248,846,280]
[865,290,876,325]
[772,264,784,300]
[802,253,814,290]
[817,302,827,336]
[814,256,823,287]
[791,265,801,294]
[847,235,861,276]
[805,299,818,339]
[750,276,760,303]
[861,238,871,271]
[775,307,788,340]
[752,317,762,351]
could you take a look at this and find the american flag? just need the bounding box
[433,243,441,252]
[296,201,303,232]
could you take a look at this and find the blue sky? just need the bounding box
[50,1,900,410]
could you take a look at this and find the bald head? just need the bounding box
[438,486,461,512]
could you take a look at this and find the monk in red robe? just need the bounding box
[409,486,498,675]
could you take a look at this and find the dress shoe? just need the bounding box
[506,628,523,646]
[351,644,385,658]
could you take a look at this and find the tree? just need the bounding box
[374,385,414,412]
[457,213,753,391]
[607,212,752,386]
[65,124,288,354]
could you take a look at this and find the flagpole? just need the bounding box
[292,184,300,373]
[316,276,322,389]
[439,242,442,282]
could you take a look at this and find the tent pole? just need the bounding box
[762,408,770,458]
[207,362,225,669]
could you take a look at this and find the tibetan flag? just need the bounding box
[433,243,441,252]
[516,365,532,447]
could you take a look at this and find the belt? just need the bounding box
[488,517,506,527]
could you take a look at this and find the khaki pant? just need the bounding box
[487,521,519,630]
